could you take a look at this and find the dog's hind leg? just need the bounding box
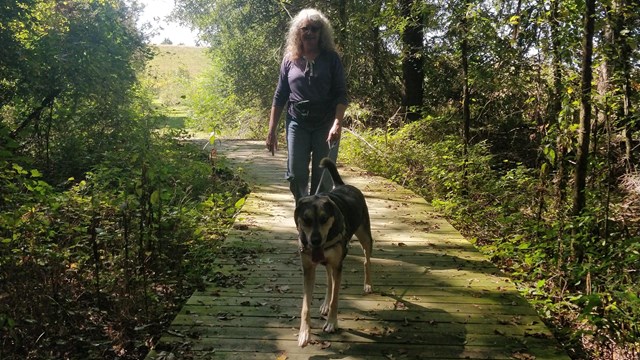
[298,256,316,347]
[355,224,374,294]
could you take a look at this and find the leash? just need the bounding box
[314,140,338,195]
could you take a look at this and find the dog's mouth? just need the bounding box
[311,246,325,263]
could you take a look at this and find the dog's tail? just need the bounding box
[319,157,345,186]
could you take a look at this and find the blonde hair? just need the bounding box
[284,8,336,60]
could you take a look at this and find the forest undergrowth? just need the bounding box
[339,118,640,360]
[0,129,249,359]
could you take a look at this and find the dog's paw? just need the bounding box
[298,325,310,347]
[363,284,373,294]
[323,319,337,333]
[319,300,329,316]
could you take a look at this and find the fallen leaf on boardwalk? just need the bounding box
[525,331,551,339]
[167,330,186,338]
[394,301,408,310]
[498,318,519,326]
[155,351,176,360]
[363,327,383,336]
[275,351,288,360]
[217,313,234,321]
[277,285,291,293]
[512,352,536,360]
[319,341,331,349]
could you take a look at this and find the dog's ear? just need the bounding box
[325,199,345,240]
[294,198,312,247]
[294,197,307,226]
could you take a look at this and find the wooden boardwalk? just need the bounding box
[147,140,570,360]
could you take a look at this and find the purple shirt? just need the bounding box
[272,50,348,121]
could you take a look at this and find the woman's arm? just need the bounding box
[266,106,284,155]
[327,103,346,144]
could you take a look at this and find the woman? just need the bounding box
[266,8,348,202]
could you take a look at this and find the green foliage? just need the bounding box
[174,0,284,108]
[341,115,640,357]
[184,58,265,139]
[0,1,252,358]
[0,125,249,358]
[1,0,151,184]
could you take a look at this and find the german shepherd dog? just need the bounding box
[294,158,373,347]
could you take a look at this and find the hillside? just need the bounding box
[147,45,209,78]
[145,45,210,107]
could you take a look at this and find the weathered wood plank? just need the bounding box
[152,336,568,359]
[170,311,545,327]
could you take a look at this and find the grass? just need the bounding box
[147,45,209,78]
[157,106,189,129]
[145,45,210,108]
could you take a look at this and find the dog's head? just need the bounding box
[294,195,344,262]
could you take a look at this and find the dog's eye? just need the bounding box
[318,215,328,224]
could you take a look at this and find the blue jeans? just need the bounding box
[286,114,339,202]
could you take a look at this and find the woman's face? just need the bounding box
[300,20,321,50]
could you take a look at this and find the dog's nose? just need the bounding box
[310,231,323,247]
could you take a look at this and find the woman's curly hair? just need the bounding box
[285,8,336,60]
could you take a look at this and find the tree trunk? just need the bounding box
[603,1,635,172]
[400,0,424,122]
[337,0,348,67]
[548,0,568,227]
[572,0,596,218]
[549,0,563,125]
[9,90,61,139]
[461,0,471,189]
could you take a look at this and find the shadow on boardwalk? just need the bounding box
[147,139,570,360]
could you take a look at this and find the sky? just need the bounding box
[136,0,200,46]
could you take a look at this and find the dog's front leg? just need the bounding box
[320,265,333,316]
[298,255,316,347]
[322,247,343,333]
[323,261,341,333]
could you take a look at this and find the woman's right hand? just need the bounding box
[266,130,278,155]
[266,106,283,155]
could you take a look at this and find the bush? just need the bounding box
[0,128,249,359]
[340,115,640,358]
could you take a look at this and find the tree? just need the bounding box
[572,0,596,219]
[400,0,425,122]
[460,0,471,186]
[602,0,638,172]
[1,0,149,180]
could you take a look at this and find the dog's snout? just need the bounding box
[310,231,323,246]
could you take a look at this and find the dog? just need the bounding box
[294,157,373,347]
